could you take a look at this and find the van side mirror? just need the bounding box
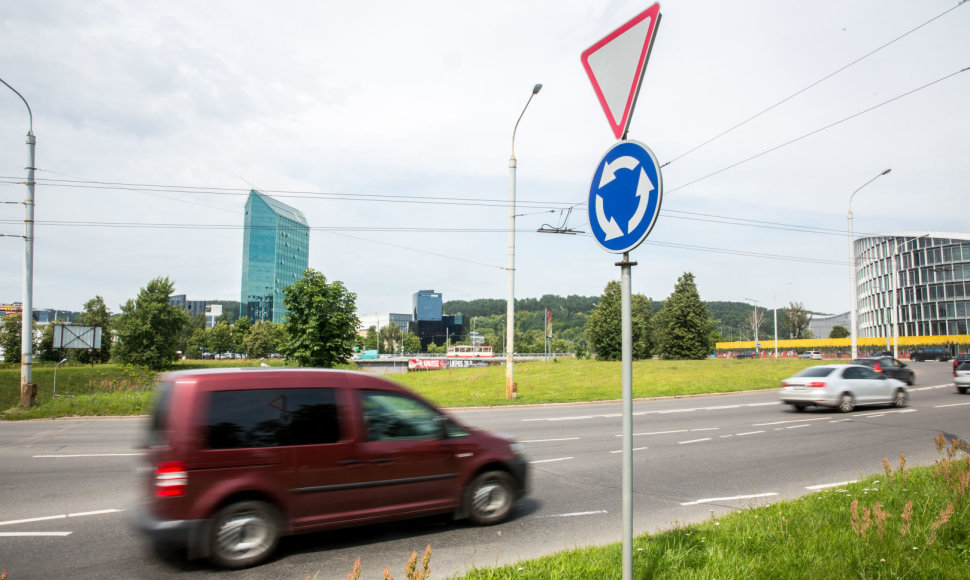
[433,415,450,440]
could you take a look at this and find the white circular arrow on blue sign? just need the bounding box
[587,139,663,253]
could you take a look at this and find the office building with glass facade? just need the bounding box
[855,232,970,338]
[240,190,309,323]
[412,290,443,321]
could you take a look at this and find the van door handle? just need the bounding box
[369,458,393,464]
[338,459,363,466]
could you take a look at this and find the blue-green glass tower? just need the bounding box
[240,190,309,323]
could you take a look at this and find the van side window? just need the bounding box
[206,389,340,449]
[360,390,443,441]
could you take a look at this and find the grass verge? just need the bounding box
[458,435,970,579]
[0,357,819,420]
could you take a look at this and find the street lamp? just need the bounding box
[53,357,68,398]
[891,234,929,360]
[1,76,36,407]
[745,298,760,354]
[773,282,792,358]
[848,169,891,359]
[506,83,542,400]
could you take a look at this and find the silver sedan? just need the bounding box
[779,364,908,412]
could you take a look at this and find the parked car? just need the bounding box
[133,368,529,569]
[799,351,823,360]
[779,364,908,412]
[954,360,970,394]
[852,356,915,386]
[910,348,951,362]
[734,352,757,359]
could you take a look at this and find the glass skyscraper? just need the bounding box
[240,190,309,323]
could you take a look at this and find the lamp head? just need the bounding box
[881,168,891,175]
[532,84,543,95]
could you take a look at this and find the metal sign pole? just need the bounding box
[618,251,636,580]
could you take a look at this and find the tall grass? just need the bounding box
[459,435,970,579]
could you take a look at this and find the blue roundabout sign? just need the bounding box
[587,139,663,254]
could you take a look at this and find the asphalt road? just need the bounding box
[0,361,966,579]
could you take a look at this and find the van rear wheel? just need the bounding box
[464,470,515,525]
[208,500,280,569]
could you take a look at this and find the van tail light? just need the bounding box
[155,462,187,497]
[806,381,826,388]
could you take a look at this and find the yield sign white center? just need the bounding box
[581,3,661,140]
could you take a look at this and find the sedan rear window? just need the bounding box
[794,367,835,378]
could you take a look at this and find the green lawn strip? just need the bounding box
[0,358,821,419]
[458,441,970,579]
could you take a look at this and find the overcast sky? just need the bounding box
[1,0,967,320]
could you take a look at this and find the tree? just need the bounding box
[402,333,422,354]
[784,302,813,339]
[232,316,251,353]
[280,269,359,367]
[653,272,715,360]
[244,321,283,358]
[208,321,234,354]
[37,322,63,362]
[76,296,113,364]
[185,328,207,359]
[378,323,404,354]
[113,277,190,369]
[363,326,378,351]
[584,281,653,361]
[829,325,850,339]
[0,314,26,364]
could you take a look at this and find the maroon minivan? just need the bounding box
[133,368,528,568]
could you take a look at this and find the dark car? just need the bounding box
[734,352,757,359]
[910,348,951,362]
[853,356,915,385]
[952,353,970,371]
[133,368,528,569]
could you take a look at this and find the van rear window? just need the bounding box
[148,381,174,447]
[206,389,340,449]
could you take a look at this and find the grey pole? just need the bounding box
[506,83,542,399]
[848,169,891,359]
[618,251,635,580]
[1,77,36,407]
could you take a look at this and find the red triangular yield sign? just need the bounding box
[581,3,662,140]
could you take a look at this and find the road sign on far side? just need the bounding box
[581,3,661,140]
[587,139,663,254]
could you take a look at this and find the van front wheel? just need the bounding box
[208,500,280,569]
[464,471,515,525]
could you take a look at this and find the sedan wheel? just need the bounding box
[464,470,515,525]
[893,389,908,408]
[838,393,855,413]
[209,501,280,569]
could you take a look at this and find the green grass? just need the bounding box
[458,435,970,579]
[0,357,819,419]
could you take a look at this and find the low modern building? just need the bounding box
[808,312,850,339]
[855,232,970,338]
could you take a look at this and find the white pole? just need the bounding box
[848,169,891,359]
[506,84,541,400]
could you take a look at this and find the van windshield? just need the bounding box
[147,381,173,447]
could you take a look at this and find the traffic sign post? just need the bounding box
[582,5,662,580]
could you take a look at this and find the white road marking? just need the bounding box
[624,429,686,437]
[678,438,711,445]
[530,457,574,464]
[934,402,970,408]
[786,424,810,429]
[681,492,778,506]
[0,509,123,527]
[753,417,831,426]
[33,453,143,458]
[538,510,609,518]
[806,480,857,490]
[0,532,72,537]
[690,427,720,432]
[520,437,580,443]
[610,447,648,454]
[736,430,765,436]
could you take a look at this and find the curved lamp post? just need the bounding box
[773,282,791,358]
[506,83,542,399]
[848,169,891,359]
[0,77,36,407]
[745,297,760,354]
[53,357,68,398]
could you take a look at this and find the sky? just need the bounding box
[1,0,968,319]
